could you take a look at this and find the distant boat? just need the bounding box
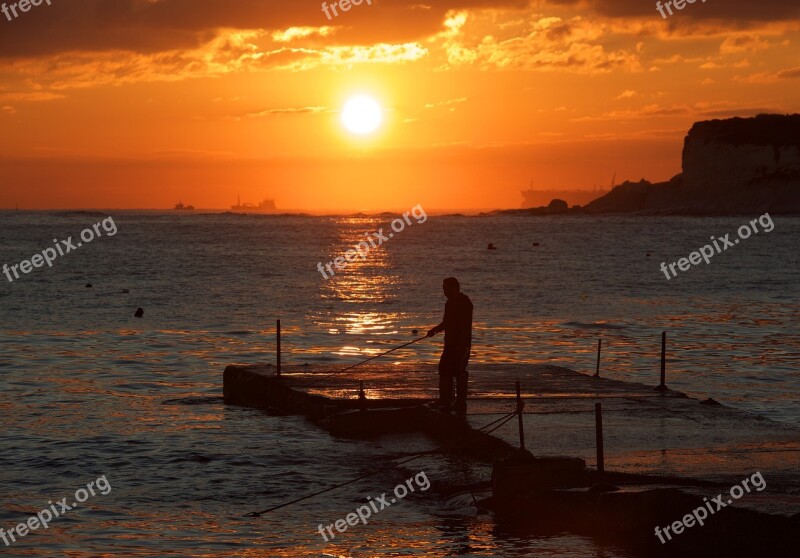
[174,201,195,210]
[231,195,277,212]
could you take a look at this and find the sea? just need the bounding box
[0,210,798,557]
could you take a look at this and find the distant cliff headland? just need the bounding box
[505,114,800,216]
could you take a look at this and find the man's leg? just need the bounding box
[438,373,454,405]
[454,368,468,415]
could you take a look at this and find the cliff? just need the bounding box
[584,114,800,215]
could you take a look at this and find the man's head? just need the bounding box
[443,277,460,299]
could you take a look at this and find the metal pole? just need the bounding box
[277,319,281,377]
[516,381,525,450]
[657,330,667,390]
[594,338,602,377]
[595,402,604,476]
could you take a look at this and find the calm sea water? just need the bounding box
[1,211,797,556]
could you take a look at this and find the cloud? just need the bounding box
[545,0,800,23]
[1,32,429,93]
[697,107,782,118]
[616,89,637,99]
[439,13,643,73]
[735,65,800,83]
[720,34,770,55]
[424,97,468,109]
[0,0,532,59]
[272,27,335,43]
[572,104,691,122]
[232,106,330,121]
[0,91,66,102]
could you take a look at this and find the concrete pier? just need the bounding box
[223,361,800,557]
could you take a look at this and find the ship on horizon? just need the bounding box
[521,175,613,208]
[173,201,195,210]
[231,195,277,212]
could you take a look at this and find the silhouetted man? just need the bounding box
[427,277,473,415]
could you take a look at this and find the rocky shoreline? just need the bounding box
[496,114,800,216]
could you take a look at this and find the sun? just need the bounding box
[341,95,383,135]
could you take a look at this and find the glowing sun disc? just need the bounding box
[341,95,383,134]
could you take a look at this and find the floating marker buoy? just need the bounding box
[532,242,540,247]
[412,329,418,336]
[134,308,144,318]
[487,243,497,250]
[85,283,92,288]
[121,289,129,294]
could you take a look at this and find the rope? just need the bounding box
[476,411,517,432]
[242,408,519,517]
[243,451,427,517]
[482,412,518,436]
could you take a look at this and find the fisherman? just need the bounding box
[427,277,473,415]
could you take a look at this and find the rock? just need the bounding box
[583,114,800,215]
[547,199,569,212]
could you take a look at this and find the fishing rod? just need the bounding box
[302,335,428,388]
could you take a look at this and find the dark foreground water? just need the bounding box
[0,211,797,556]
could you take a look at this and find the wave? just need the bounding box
[563,321,628,330]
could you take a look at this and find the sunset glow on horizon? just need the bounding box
[0,0,798,211]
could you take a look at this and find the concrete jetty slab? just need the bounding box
[223,361,800,556]
[223,362,799,512]
[223,363,524,462]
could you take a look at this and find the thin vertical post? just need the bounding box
[595,402,604,477]
[277,319,281,377]
[594,338,602,378]
[516,381,525,450]
[656,330,667,391]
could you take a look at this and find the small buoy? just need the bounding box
[85,283,92,288]
[532,242,540,247]
[134,308,144,318]
[646,253,651,257]
[487,243,497,250]
[121,289,129,294]
[412,329,418,336]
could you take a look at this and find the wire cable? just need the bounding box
[242,407,520,517]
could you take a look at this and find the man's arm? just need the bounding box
[426,321,445,337]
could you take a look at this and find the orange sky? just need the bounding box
[0,0,798,211]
